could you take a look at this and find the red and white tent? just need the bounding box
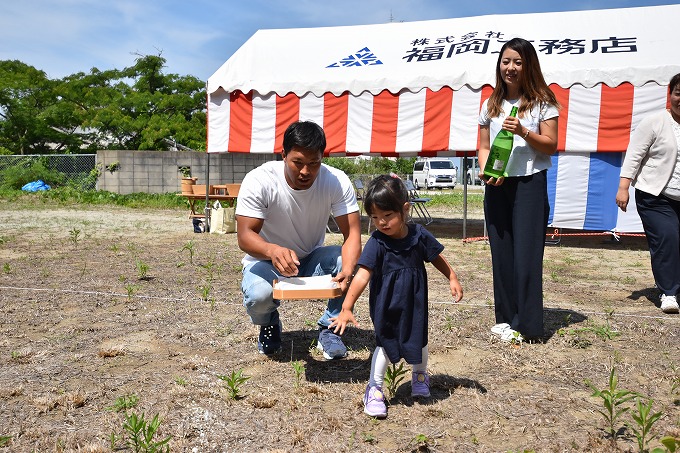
[207,5,679,232]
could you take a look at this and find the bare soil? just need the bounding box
[0,204,678,452]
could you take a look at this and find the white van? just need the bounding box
[412,158,457,189]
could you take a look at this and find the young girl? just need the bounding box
[329,174,463,418]
[478,37,559,342]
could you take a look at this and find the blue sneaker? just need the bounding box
[257,322,282,355]
[411,371,430,398]
[316,328,347,360]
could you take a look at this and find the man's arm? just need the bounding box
[236,215,301,277]
[332,211,362,292]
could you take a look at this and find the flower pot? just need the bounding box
[181,177,197,194]
[191,184,214,195]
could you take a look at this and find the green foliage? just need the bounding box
[121,412,171,453]
[181,240,196,264]
[586,367,638,438]
[291,360,305,388]
[658,436,679,452]
[16,187,187,208]
[69,227,81,247]
[0,160,64,190]
[0,435,11,446]
[383,361,408,399]
[106,394,140,412]
[217,369,251,400]
[323,156,416,178]
[629,397,663,452]
[135,258,150,280]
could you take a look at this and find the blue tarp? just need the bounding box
[21,180,51,192]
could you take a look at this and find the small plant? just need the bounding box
[443,315,455,332]
[217,369,251,400]
[362,432,376,444]
[181,240,195,264]
[586,366,638,439]
[122,412,171,452]
[291,360,305,388]
[135,258,150,280]
[629,396,663,452]
[173,376,187,387]
[69,227,81,247]
[109,432,120,450]
[198,284,211,302]
[178,165,192,178]
[409,433,432,450]
[125,283,138,301]
[0,435,12,446]
[3,263,10,274]
[384,361,408,399]
[107,394,140,412]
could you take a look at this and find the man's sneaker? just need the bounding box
[257,322,282,355]
[317,328,348,360]
[491,323,511,336]
[660,294,680,314]
[363,385,387,418]
[411,371,431,398]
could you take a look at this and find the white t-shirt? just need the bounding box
[235,161,359,265]
[478,98,559,177]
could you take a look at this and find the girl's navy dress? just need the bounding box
[358,223,444,364]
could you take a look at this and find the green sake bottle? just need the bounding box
[483,105,518,179]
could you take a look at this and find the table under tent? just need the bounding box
[206,4,680,238]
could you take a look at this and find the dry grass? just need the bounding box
[0,205,678,452]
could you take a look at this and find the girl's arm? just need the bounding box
[518,116,558,156]
[477,125,491,180]
[328,266,372,335]
[431,255,463,302]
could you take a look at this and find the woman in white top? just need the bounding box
[616,73,680,314]
[478,38,560,342]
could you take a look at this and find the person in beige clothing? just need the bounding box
[617,73,680,314]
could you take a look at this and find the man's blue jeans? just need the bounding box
[241,245,345,327]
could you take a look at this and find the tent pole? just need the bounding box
[204,153,210,232]
[462,154,468,240]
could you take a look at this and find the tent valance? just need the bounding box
[207,82,669,155]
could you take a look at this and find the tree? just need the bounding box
[84,54,206,151]
[0,61,66,154]
[0,54,207,154]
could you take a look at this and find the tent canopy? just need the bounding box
[208,4,679,97]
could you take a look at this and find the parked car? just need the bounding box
[412,158,457,189]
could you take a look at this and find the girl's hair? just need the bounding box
[669,73,680,95]
[486,37,559,118]
[363,174,409,217]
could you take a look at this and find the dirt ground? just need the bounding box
[0,203,678,452]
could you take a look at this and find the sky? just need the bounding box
[1,0,675,82]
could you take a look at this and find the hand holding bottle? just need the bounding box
[502,115,524,136]
[483,106,518,182]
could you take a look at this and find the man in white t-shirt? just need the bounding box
[236,121,362,358]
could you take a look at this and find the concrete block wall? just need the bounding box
[97,150,276,194]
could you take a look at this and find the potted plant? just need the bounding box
[179,166,197,194]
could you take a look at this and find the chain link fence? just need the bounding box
[0,154,97,190]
